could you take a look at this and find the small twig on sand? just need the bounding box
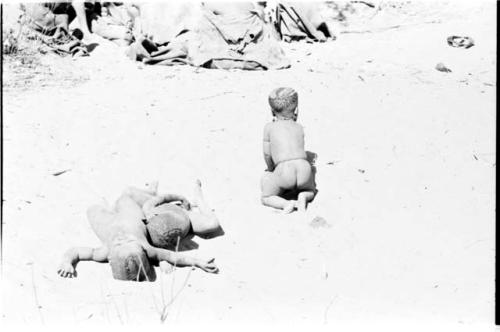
[341,20,441,34]
[30,263,45,324]
[52,169,71,176]
[210,128,226,132]
[100,280,111,323]
[110,295,124,325]
[123,297,130,323]
[195,91,236,101]
[160,268,193,322]
[351,1,375,8]
[323,296,338,325]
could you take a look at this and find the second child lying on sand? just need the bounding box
[261,87,317,213]
[57,181,220,281]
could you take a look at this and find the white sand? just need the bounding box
[1,2,496,328]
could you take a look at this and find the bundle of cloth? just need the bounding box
[90,2,135,46]
[127,2,290,70]
[265,1,338,42]
[18,1,337,67]
[20,1,135,56]
[21,2,90,56]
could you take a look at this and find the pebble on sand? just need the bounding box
[435,62,452,73]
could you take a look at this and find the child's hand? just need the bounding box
[57,262,77,278]
[180,198,191,211]
[159,261,174,274]
[196,258,219,274]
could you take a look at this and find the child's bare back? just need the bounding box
[265,120,307,164]
[261,88,316,213]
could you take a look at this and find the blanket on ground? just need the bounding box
[127,3,290,70]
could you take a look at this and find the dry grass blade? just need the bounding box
[30,263,45,324]
[160,268,192,322]
[159,235,193,323]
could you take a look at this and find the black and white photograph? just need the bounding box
[0,0,496,329]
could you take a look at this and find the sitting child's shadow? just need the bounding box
[169,226,225,252]
[281,150,319,201]
[177,235,199,251]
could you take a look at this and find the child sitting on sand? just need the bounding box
[261,87,316,213]
[57,180,220,281]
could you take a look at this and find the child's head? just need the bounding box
[109,238,156,281]
[268,87,298,119]
[146,204,191,249]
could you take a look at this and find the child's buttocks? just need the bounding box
[274,159,312,189]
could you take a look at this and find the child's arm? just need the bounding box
[147,247,218,273]
[263,123,275,171]
[143,194,191,218]
[57,246,109,278]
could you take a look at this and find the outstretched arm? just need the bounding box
[57,246,109,278]
[147,247,218,274]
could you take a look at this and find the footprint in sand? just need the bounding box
[309,216,331,229]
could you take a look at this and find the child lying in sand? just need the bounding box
[261,87,316,213]
[57,180,220,281]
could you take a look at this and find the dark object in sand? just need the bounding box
[52,169,71,176]
[72,28,84,41]
[146,204,191,249]
[447,36,474,49]
[309,216,331,229]
[435,63,452,73]
[351,1,376,8]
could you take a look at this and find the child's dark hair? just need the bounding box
[268,87,298,114]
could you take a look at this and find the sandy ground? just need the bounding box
[1,1,496,329]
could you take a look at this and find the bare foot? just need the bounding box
[297,193,308,213]
[283,200,297,214]
[191,179,203,207]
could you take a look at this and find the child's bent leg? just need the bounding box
[261,196,297,213]
[296,162,317,212]
[261,171,296,213]
[297,191,315,212]
[121,181,158,207]
[189,180,221,236]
